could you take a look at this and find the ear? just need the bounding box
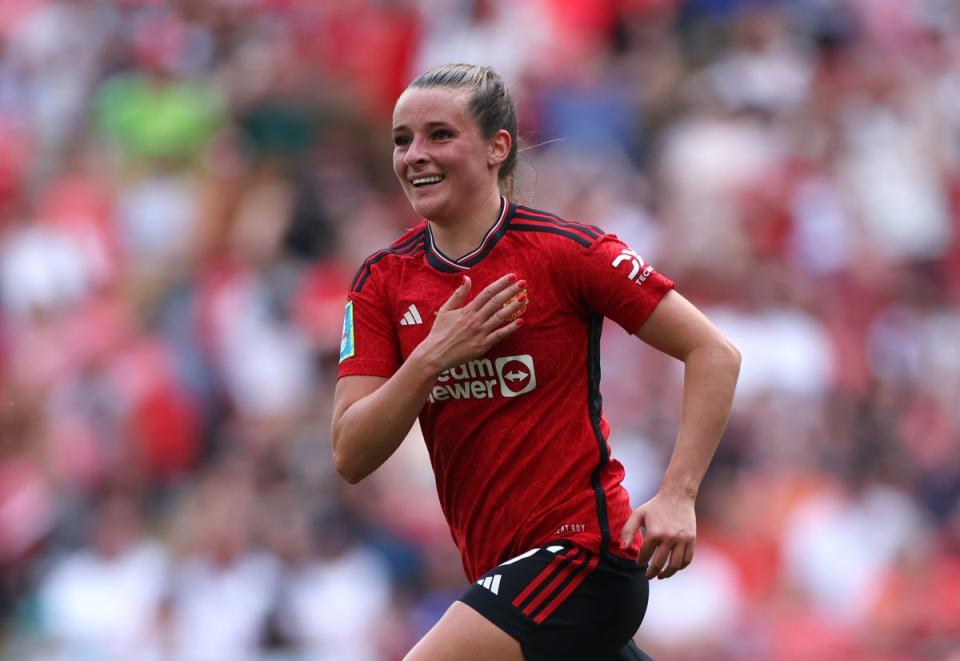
[487,129,512,170]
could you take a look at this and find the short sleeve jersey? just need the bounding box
[338,199,675,582]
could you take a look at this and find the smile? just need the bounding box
[412,175,445,187]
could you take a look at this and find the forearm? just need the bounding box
[332,352,441,483]
[659,341,740,498]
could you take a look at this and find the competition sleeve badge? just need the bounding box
[339,301,355,363]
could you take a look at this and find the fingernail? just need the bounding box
[517,280,527,289]
[516,318,524,327]
[508,273,518,282]
[517,292,527,302]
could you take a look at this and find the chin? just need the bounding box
[407,191,449,221]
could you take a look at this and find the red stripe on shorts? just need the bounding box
[512,547,581,610]
[519,551,590,618]
[531,551,600,624]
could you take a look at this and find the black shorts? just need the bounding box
[460,541,652,661]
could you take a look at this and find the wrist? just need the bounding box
[407,344,446,382]
[657,474,700,500]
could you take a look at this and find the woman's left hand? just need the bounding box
[620,491,697,580]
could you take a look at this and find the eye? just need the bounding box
[393,135,411,147]
[432,129,453,140]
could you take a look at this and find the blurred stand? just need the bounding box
[1,1,959,659]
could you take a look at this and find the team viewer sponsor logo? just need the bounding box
[427,354,537,402]
[495,355,536,397]
[339,301,355,363]
[612,248,654,285]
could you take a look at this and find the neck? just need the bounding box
[429,190,504,260]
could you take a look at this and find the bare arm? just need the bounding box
[620,289,740,578]
[331,273,527,483]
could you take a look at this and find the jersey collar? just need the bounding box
[425,197,514,273]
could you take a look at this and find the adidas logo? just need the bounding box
[476,574,502,595]
[400,304,423,326]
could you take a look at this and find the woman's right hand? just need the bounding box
[413,273,528,374]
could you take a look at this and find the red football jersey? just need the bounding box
[338,198,675,581]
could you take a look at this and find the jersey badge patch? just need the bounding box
[339,301,355,363]
[502,290,529,321]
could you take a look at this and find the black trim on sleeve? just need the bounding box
[513,206,603,240]
[350,230,426,293]
[508,224,593,248]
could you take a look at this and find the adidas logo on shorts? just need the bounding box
[476,574,502,595]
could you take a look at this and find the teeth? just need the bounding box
[412,175,443,186]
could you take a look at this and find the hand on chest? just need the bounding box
[396,271,587,405]
[394,269,546,354]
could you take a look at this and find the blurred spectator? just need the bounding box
[781,478,930,623]
[638,543,744,657]
[274,508,393,661]
[166,461,280,661]
[35,488,168,660]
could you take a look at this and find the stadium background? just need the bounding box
[1,0,959,658]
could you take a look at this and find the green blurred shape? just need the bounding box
[95,72,225,165]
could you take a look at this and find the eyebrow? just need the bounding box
[392,120,454,133]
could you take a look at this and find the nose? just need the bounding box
[403,135,429,166]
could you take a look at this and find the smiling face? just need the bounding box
[392,86,509,225]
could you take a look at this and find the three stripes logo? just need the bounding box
[511,546,599,624]
[476,574,502,595]
[400,303,423,326]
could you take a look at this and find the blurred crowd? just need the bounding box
[0,0,958,659]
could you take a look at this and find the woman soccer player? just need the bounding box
[332,63,740,661]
